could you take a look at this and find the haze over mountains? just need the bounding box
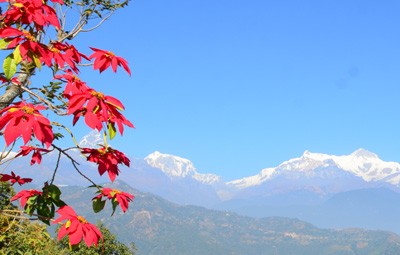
[59,182,400,255]
[7,138,400,234]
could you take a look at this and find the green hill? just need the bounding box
[59,182,400,255]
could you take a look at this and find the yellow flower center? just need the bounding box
[21,106,35,114]
[22,30,36,41]
[50,47,60,54]
[97,147,107,155]
[112,189,121,194]
[90,91,104,100]
[106,51,115,58]
[77,216,87,224]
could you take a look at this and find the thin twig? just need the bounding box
[19,86,67,115]
[50,150,62,185]
[81,11,115,32]
[52,144,100,189]
[52,122,80,148]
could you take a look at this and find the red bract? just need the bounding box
[66,87,133,134]
[81,146,130,182]
[0,171,32,186]
[0,27,50,63]
[48,42,88,72]
[89,47,131,75]
[0,77,21,84]
[11,189,42,207]
[1,0,61,29]
[15,145,50,165]
[55,70,88,96]
[53,206,102,247]
[0,101,54,147]
[93,188,134,213]
[109,111,134,135]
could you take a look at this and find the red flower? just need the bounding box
[93,188,134,213]
[89,47,131,75]
[11,189,42,207]
[66,87,133,134]
[55,69,88,97]
[0,101,54,147]
[0,28,50,64]
[48,42,88,72]
[1,0,61,29]
[0,171,32,186]
[15,145,50,165]
[109,111,134,135]
[53,206,102,247]
[81,146,130,182]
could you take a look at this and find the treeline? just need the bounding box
[0,182,135,255]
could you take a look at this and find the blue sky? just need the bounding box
[76,0,400,180]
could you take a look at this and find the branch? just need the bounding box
[19,86,67,116]
[50,150,62,185]
[52,144,100,188]
[0,65,33,111]
[81,10,115,32]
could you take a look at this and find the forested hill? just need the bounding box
[54,181,400,255]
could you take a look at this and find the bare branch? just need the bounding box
[50,150,62,185]
[81,10,115,32]
[52,144,101,189]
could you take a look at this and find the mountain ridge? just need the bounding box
[58,181,400,255]
[225,148,400,189]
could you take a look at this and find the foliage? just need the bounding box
[59,184,400,255]
[0,182,134,254]
[0,182,61,255]
[0,0,135,249]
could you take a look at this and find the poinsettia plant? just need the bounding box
[0,0,134,249]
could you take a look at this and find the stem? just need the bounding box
[52,122,80,147]
[50,150,62,185]
[19,86,67,115]
[52,144,100,189]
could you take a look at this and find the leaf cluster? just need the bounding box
[24,183,66,225]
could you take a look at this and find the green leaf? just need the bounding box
[12,45,22,64]
[92,198,106,213]
[3,54,17,80]
[46,184,61,200]
[26,195,37,206]
[25,204,35,216]
[45,184,65,207]
[111,198,119,216]
[32,53,42,69]
[0,39,9,49]
[108,122,117,140]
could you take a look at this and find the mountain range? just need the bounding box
[57,181,400,255]
[7,138,400,234]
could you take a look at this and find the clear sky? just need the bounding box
[76,0,400,181]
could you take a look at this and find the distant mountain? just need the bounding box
[8,144,400,234]
[58,181,400,255]
[145,151,220,184]
[228,148,400,190]
[215,187,400,234]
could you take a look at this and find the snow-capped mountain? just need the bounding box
[79,130,103,148]
[227,148,400,189]
[144,151,221,185]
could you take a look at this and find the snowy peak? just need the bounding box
[228,149,400,189]
[351,148,378,159]
[145,151,220,184]
[145,151,196,177]
[79,131,103,148]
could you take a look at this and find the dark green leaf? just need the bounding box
[93,198,106,213]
